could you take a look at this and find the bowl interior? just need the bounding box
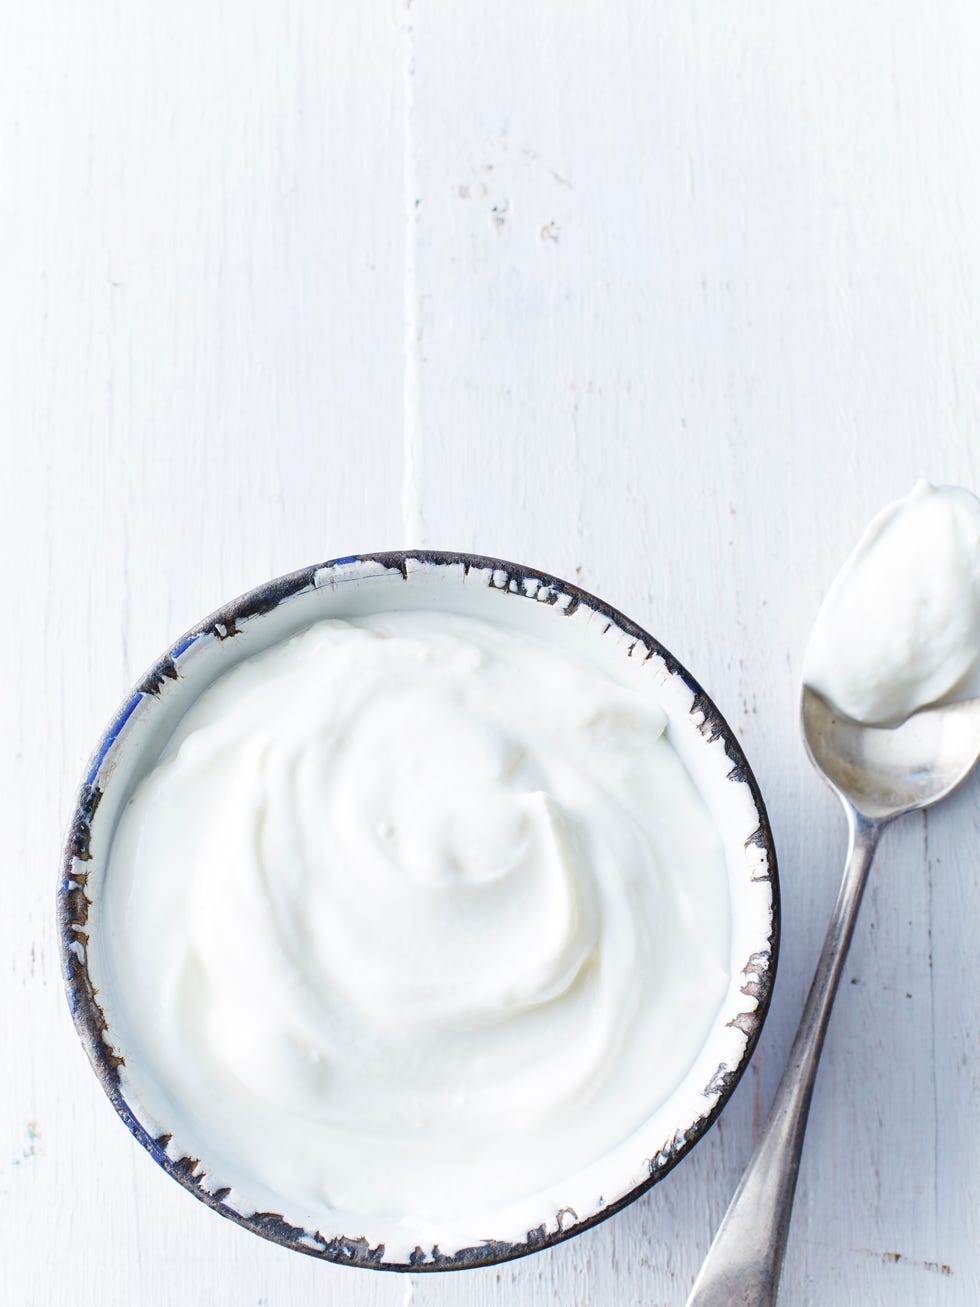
[61,551,778,1270]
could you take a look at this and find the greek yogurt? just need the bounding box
[803,481,980,726]
[102,611,731,1234]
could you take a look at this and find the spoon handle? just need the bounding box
[684,812,880,1307]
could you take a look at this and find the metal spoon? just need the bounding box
[685,688,980,1307]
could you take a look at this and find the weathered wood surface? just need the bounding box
[2,3,977,1303]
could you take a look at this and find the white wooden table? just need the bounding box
[3,4,977,1304]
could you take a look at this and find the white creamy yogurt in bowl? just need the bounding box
[60,553,777,1270]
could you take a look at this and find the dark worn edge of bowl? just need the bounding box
[58,549,780,1273]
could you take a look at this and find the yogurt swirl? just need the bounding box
[103,611,730,1229]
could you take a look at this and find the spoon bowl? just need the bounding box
[801,687,980,821]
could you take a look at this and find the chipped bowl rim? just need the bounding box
[59,549,779,1272]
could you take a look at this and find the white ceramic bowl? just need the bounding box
[60,551,778,1271]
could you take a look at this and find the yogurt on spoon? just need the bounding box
[803,480,980,726]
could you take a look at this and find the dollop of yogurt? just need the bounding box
[803,480,980,725]
[103,611,730,1232]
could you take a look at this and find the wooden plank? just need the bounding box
[0,3,406,1305]
[405,3,980,1305]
